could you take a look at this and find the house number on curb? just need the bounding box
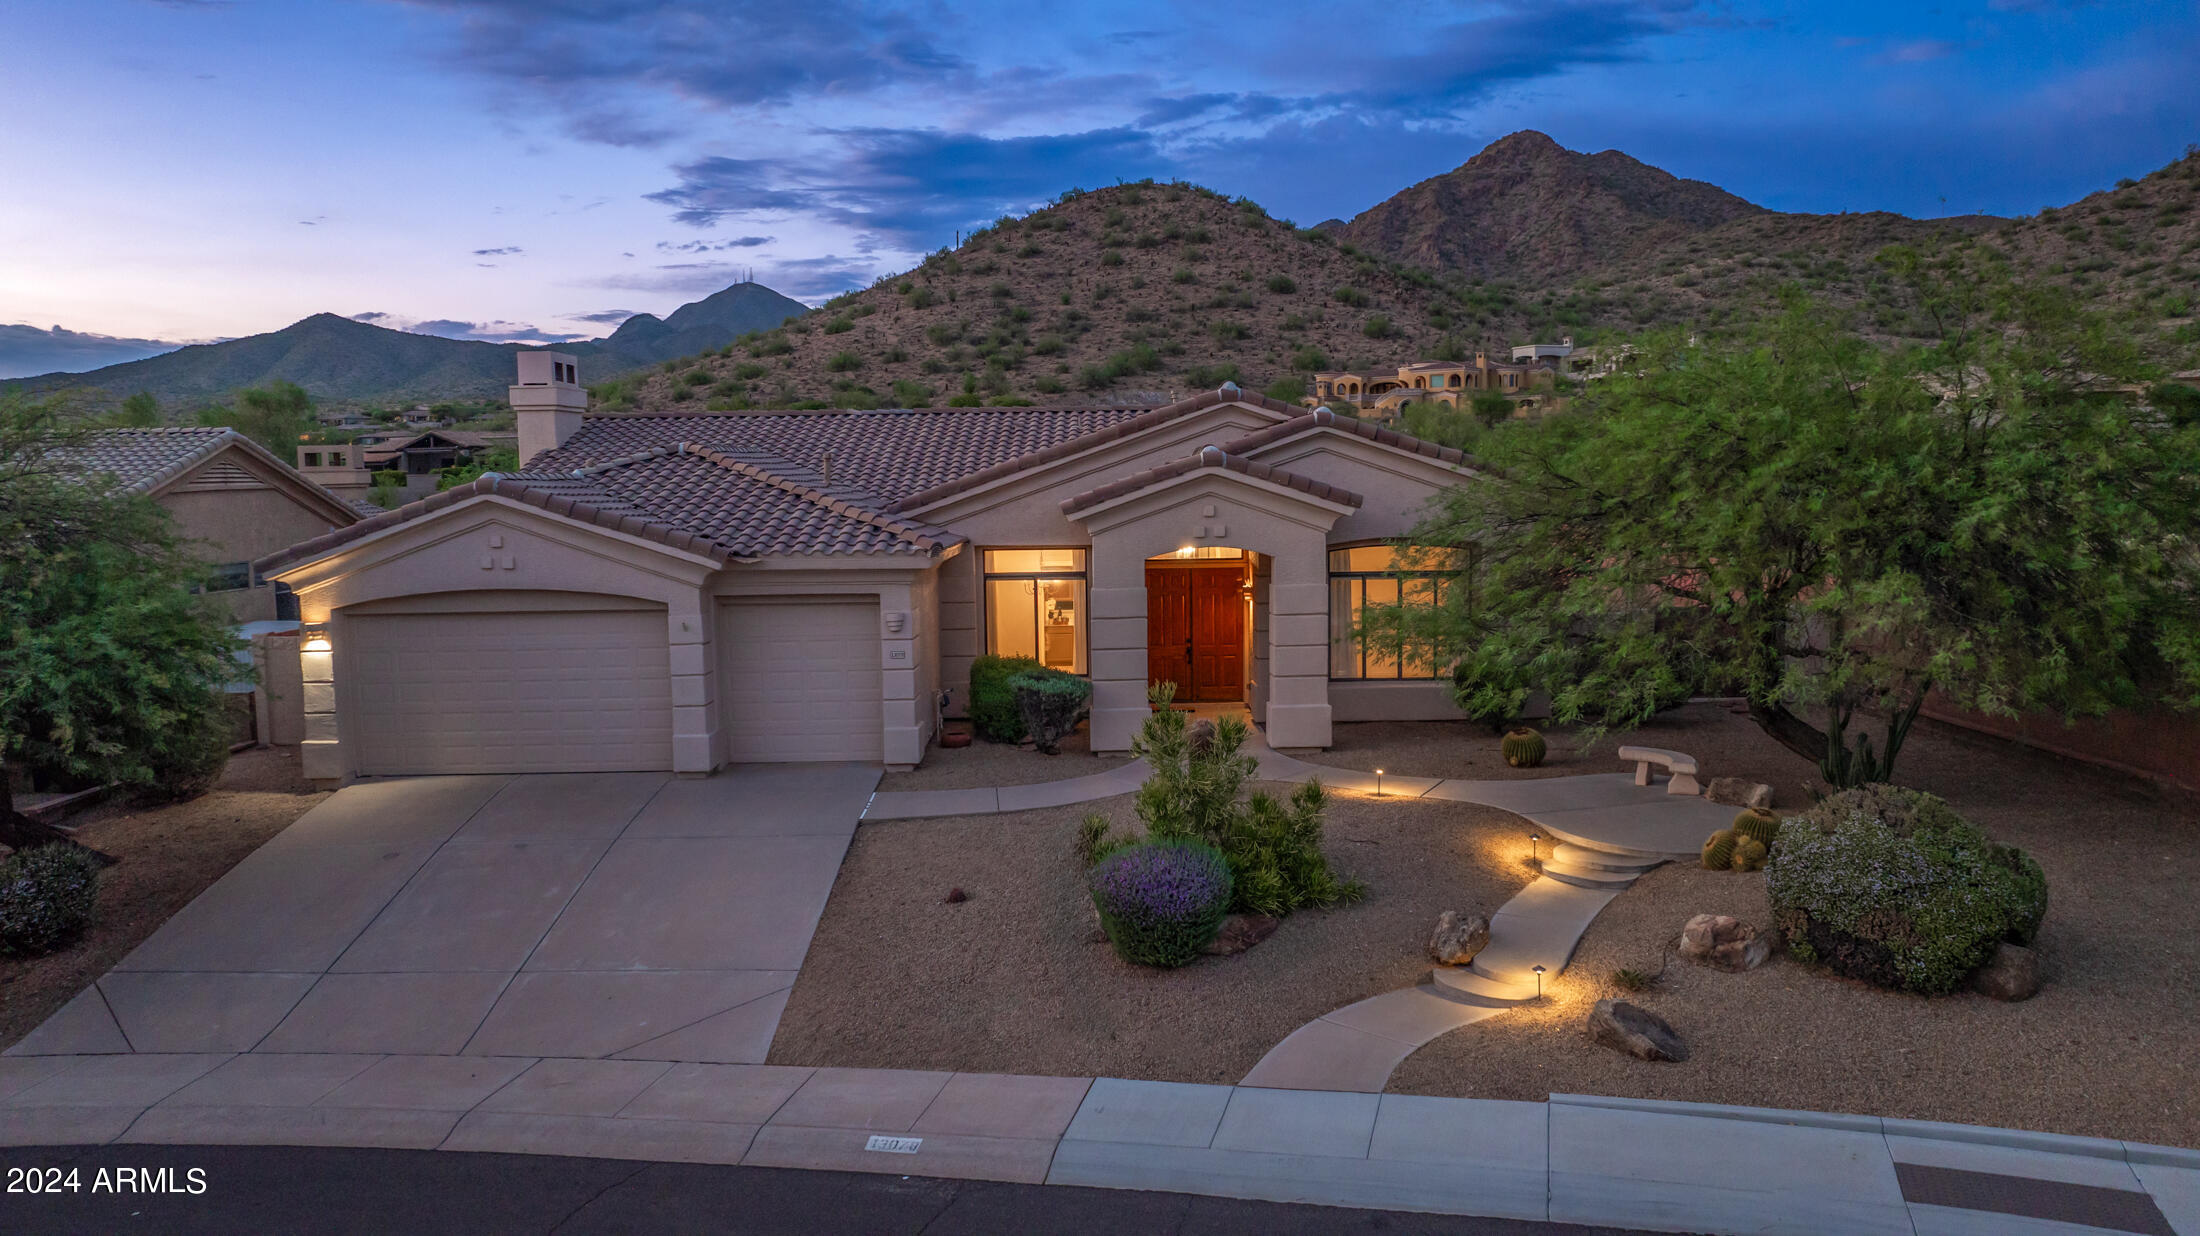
[864,1135,922,1154]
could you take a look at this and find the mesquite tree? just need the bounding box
[1368,245,2200,784]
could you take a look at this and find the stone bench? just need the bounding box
[1617,745,1701,796]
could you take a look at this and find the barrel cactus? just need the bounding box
[1731,836,1768,872]
[1501,727,1547,768]
[1700,829,1737,870]
[1089,840,1234,968]
[1732,808,1778,850]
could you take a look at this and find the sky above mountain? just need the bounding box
[3,0,2193,349]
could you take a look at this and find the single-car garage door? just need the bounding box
[346,607,673,775]
[719,598,883,762]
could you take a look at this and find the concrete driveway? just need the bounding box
[8,765,878,1064]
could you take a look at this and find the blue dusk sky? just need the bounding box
[1,0,2194,362]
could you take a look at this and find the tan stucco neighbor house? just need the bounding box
[256,352,1486,783]
[60,427,363,621]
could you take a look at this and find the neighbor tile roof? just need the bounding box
[48,427,246,492]
[1061,444,1364,516]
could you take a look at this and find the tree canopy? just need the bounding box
[1368,244,2200,783]
[1,394,240,841]
[197,380,314,455]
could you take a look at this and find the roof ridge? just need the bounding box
[1059,441,1365,517]
[680,443,950,553]
[1216,407,1489,471]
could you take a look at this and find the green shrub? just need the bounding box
[969,654,1041,742]
[1266,274,1297,294]
[1007,669,1092,753]
[1089,840,1233,968]
[132,693,232,805]
[0,845,103,957]
[1766,785,2048,994]
[1333,286,1368,307]
[1127,684,1364,917]
[823,317,854,334]
[1362,314,1393,339]
[826,351,862,372]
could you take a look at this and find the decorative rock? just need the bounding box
[1201,913,1280,956]
[1585,999,1690,1062]
[1969,942,2041,1001]
[1679,913,1772,972]
[1707,777,1774,809]
[944,887,969,904]
[1427,910,1491,965]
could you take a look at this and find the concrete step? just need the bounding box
[1539,861,1638,891]
[1426,966,1539,1007]
[1549,843,1663,875]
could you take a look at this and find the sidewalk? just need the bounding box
[5,1053,2195,1235]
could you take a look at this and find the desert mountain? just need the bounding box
[14,281,807,410]
[1333,130,1769,281]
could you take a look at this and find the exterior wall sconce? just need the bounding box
[301,622,331,653]
[884,612,907,634]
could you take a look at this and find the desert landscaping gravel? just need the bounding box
[786,702,2200,1148]
[873,724,1129,791]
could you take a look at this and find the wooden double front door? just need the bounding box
[1146,566,1246,702]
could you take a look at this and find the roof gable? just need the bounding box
[1061,444,1363,520]
[56,427,362,528]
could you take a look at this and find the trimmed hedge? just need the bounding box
[1765,784,2048,995]
[969,654,1041,742]
[0,844,103,957]
[1089,839,1233,967]
[1008,670,1091,753]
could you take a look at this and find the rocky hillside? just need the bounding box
[1332,130,1766,282]
[608,183,1508,413]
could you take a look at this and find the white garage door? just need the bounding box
[346,608,673,775]
[719,599,883,762]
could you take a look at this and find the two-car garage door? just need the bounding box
[341,597,883,775]
[346,608,675,776]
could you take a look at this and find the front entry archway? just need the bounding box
[1144,550,1249,702]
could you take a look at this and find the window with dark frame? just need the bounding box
[982,548,1088,675]
[1327,544,1463,680]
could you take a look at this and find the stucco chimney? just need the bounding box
[512,351,585,467]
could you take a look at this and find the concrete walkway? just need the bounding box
[4,1054,2194,1236]
[9,765,879,1067]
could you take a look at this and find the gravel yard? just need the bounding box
[874,723,1129,791]
[1,747,330,1050]
[1388,712,2200,1150]
[770,784,1538,1084]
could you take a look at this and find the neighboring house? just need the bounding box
[398,405,448,427]
[303,430,515,503]
[257,352,1485,783]
[1307,354,1558,420]
[56,428,363,621]
[1509,337,1579,373]
[315,410,372,429]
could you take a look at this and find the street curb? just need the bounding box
[1548,1093,1885,1134]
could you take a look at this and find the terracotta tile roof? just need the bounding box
[255,473,735,575]
[1060,444,1365,517]
[1219,406,1483,468]
[885,386,1304,512]
[255,444,960,575]
[48,427,245,492]
[527,404,1167,506]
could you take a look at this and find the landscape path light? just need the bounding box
[1533,964,1546,1001]
[1374,768,1385,797]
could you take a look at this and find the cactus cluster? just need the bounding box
[1700,829,1737,870]
[1732,836,1769,872]
[1732,808,1778,849]
[1501,727,1546,768]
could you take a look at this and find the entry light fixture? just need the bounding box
[301,622,331,653]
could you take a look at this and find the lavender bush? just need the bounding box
[1088,840,1233,968]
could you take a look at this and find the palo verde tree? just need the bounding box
[1369,244,2200,786]
[0,394,240,852]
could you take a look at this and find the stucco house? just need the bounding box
[58,427,363,621]
[256,352,1485,783]
[1307,353,1558,420]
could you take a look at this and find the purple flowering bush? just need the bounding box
[1088,840,1234,968]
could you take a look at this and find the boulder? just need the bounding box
[1706,777,1774,809]
[1968,942,2041,1002]
[1186,718,1219,757]
[1679,913,1773,972]
[1201,913,1280,956]
[1427,911,1491,965]
[1585,999,1690,1062]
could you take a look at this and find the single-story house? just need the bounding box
[58,427,363,621]
[256,352,1484,783]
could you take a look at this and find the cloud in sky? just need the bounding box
[353,311,589,343]
[566,308,640,324]
[657,236,773,253]
[471,245,523,256]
